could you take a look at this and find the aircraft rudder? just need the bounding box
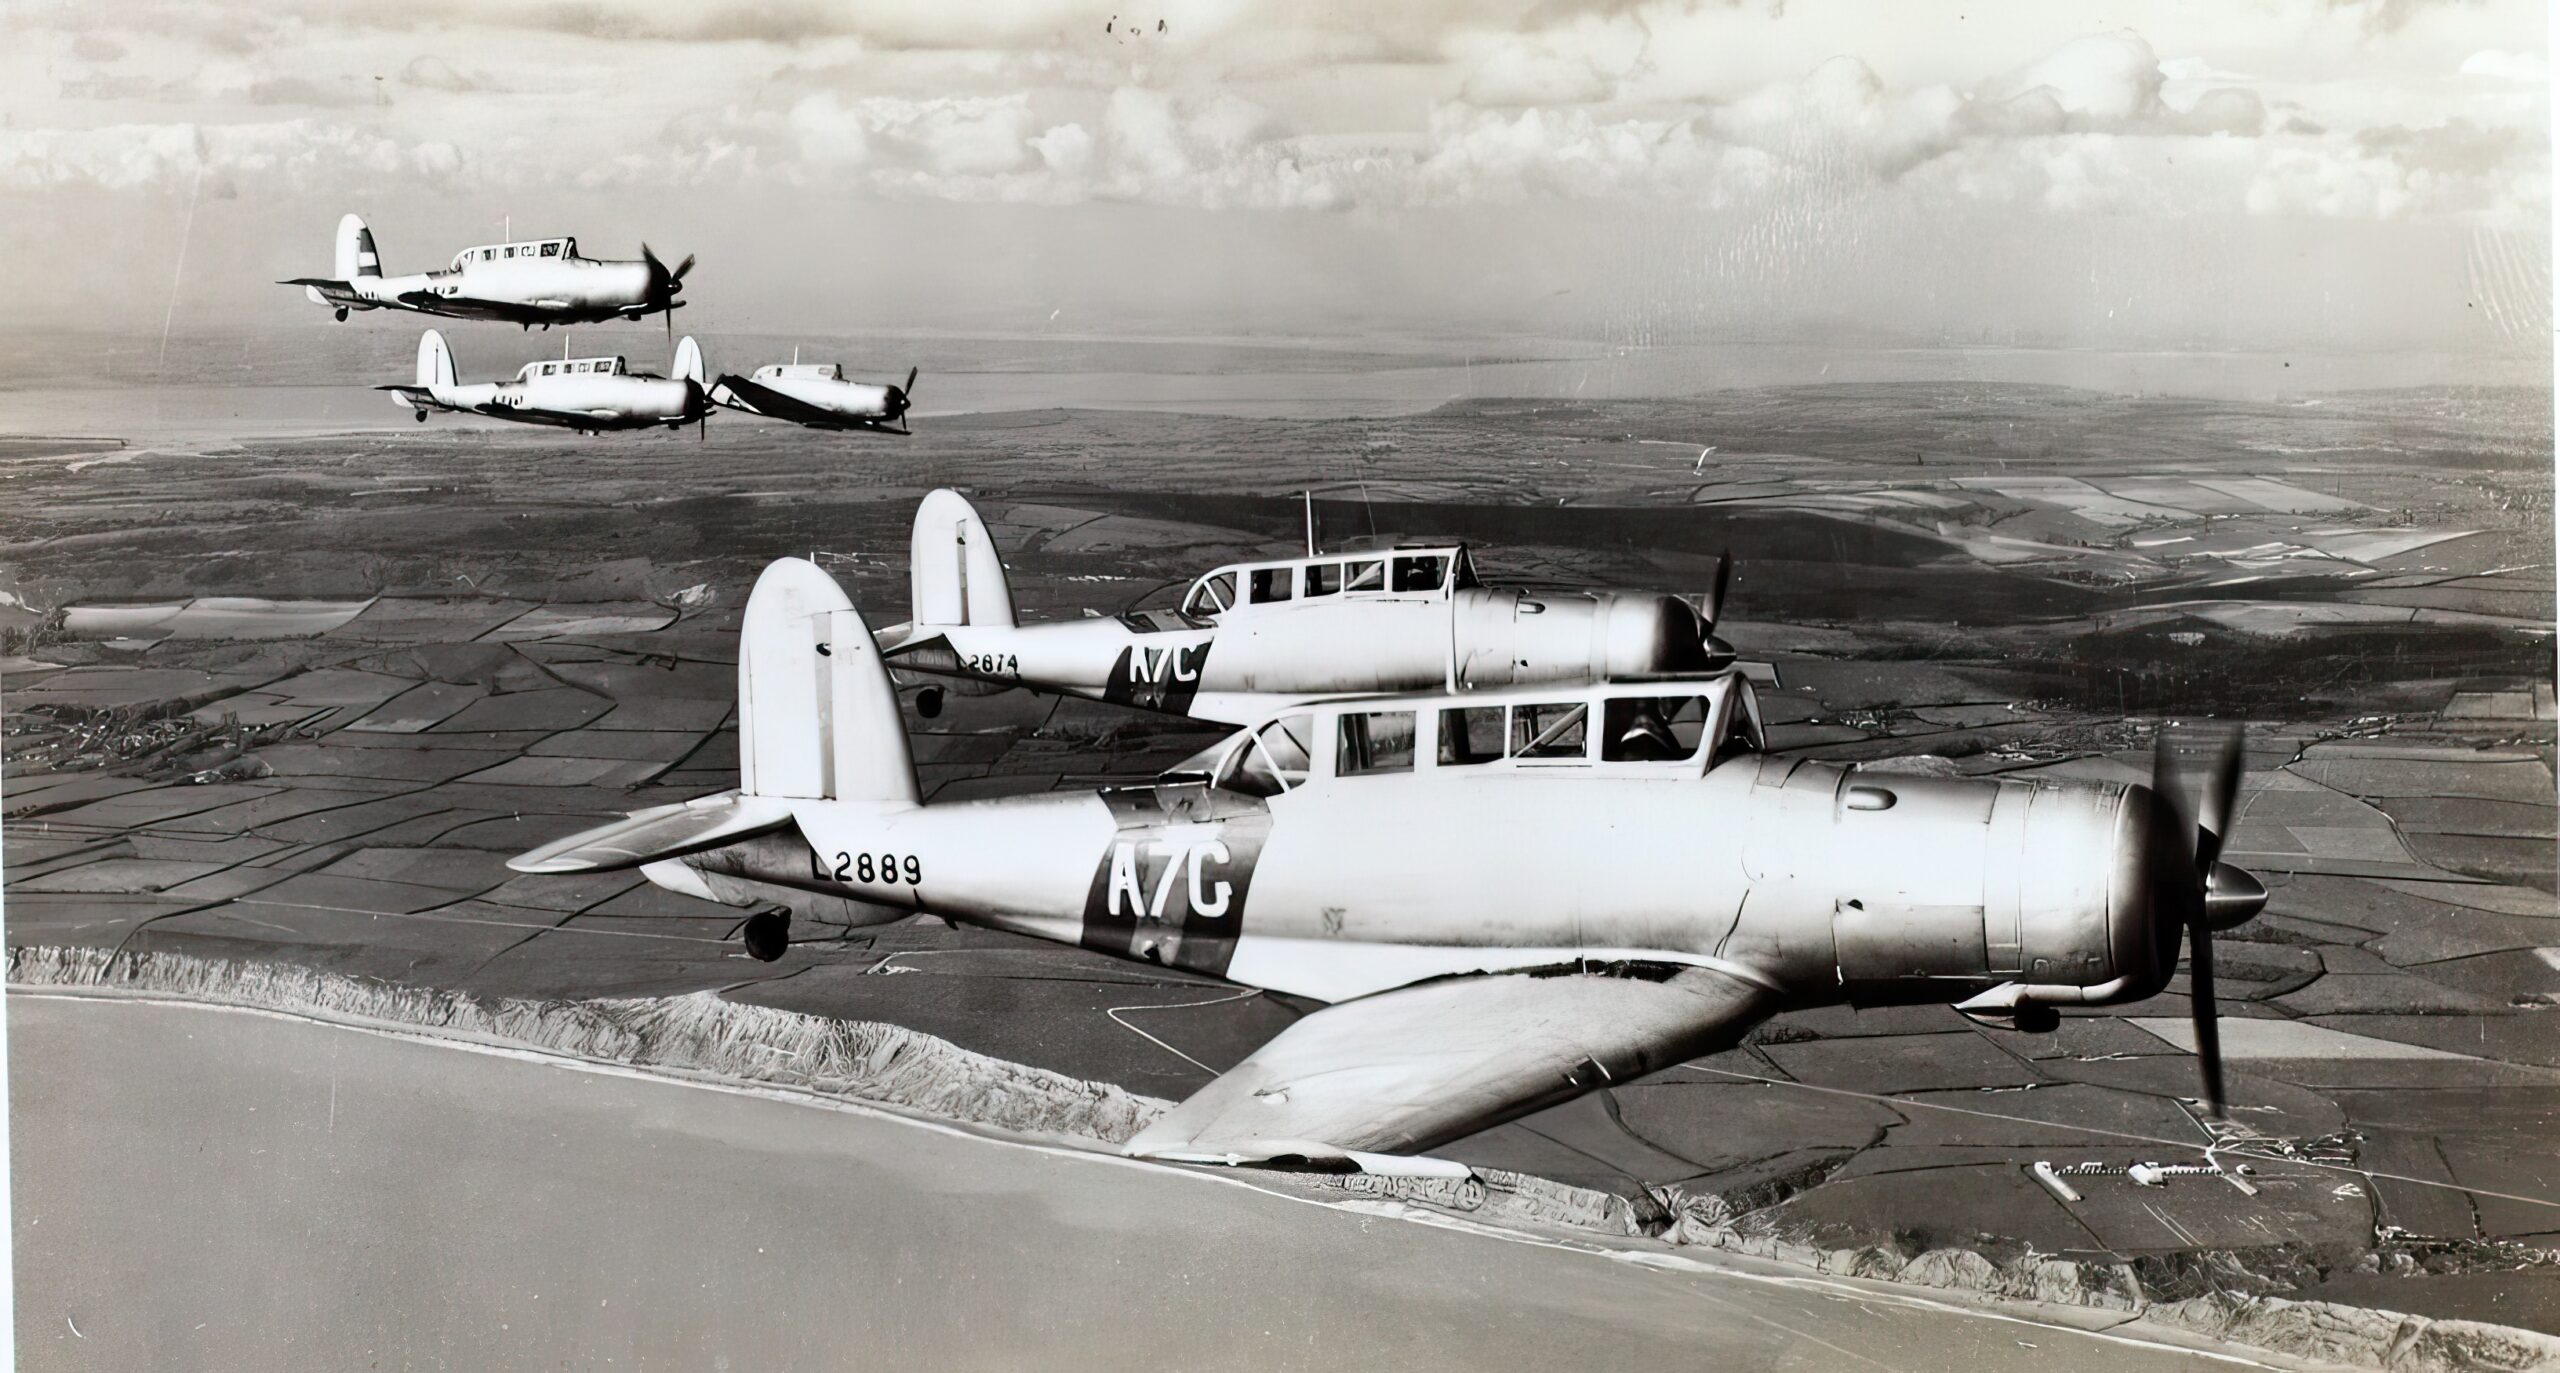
[336,213,380,279]
[740,558,921,808]
[909,488,1017,629]
[673,335,705,386]
[417,330,455,389]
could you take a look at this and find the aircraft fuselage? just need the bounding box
[902,588,1712,725]
[402,374,701,429]
[656,722,2167,1015]
[320,258,663,325]
[734,374,898,421]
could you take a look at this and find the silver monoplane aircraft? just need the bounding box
[710,356,917,435]
[281,214,694,329]
[880,489,1734,725]
[380,330,710,435]
[511,557,2266,1172]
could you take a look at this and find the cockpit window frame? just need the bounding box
[1211,676,1755,792]
[1392,554,1449,595]
[1335,709,1419,777]
[1182,570,1236,620]
[1249,566,1297,606]
[1708,677,1766,768]
[1509,700,1592,763]
[1600,693,1711,764]
[1435,704,1509,768]
[1215,712,1316,797]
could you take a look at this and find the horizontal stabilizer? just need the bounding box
[507,792,796,874]
[278,277,351,290]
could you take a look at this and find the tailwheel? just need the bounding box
[742,910,791,962]
[334,307,349,322]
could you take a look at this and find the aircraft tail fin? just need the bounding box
[739,558,921,808]
[505,558,920,876]
[909,488,1017,630]
[336,213,380,280]
[416,330,456,389]
[673,335,705,386]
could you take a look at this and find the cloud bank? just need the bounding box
[0,0,2541,229]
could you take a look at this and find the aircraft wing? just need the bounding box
[384,289,557,323]
[709,373,879,430]
[467,401,618,427]
[1123,962,1776,1170]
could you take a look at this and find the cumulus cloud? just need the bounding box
[647,85,1347,208]
[399,55,479,92]
[1032,121,1095,176]
[2170,87,2268,137]
[1453,15,1647,108]
[247,76,376,108]
[0,120,468,192]
[1982,32,2165,122]
[0,0,2539,232]
[2246,143,2419,218]
[2458,48,2547,83]
[1416,105,1773,206]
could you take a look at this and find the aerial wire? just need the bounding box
[152,128,209,426]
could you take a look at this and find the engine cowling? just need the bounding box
[1451,588,1710,689]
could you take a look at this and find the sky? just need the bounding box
[0,0,2547,368]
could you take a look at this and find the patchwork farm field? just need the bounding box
[5,383,2555,1332]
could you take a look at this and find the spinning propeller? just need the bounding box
[1696,552,1738,668]
[881,367,919,433]
[2148,728,2269,1117]
[641,244,696,339]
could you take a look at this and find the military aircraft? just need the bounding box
[280,214,694,330]
[380,330,711,435]
[710,353,918,435]
[878,489,1736,726]
[510,557,2268,1172]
